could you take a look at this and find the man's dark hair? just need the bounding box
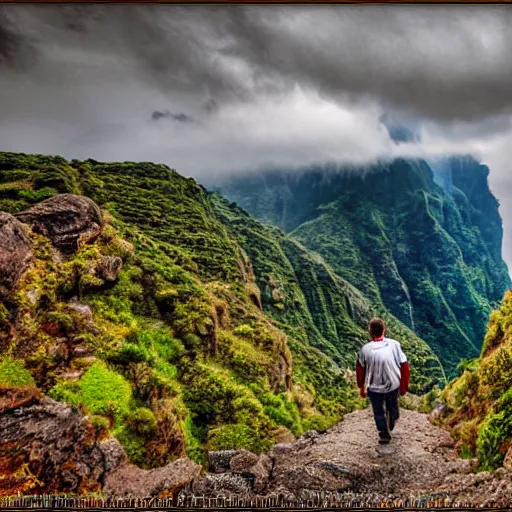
[369,317,385,338]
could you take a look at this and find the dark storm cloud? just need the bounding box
[1,3,512,268]
[151,111,196,123]
[2,4,512,123]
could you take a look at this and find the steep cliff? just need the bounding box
[214,157,511,377]
[439,290,512,471]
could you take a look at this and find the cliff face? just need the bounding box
[214,157,511,377]
[0,151,444,483]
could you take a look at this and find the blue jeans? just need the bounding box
[367,388,400,438]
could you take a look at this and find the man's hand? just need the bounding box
[359,387,367,398]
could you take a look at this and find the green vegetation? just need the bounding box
[216,158,511,378]
[3,150,501,471]
[212,194,445,396]
[0,358,35,387]
[0,151,441,469]
[49,362,133,425]
[440,290,512,470]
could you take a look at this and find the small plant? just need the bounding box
[125,407,158,437]
[0,358,36,387]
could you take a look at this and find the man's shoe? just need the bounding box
[378,436,391,444]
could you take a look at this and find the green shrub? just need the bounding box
[49,361,132,425]
[125,407,158,436]
[476,387,512,470]
[207,423,271,453]
[106,343,150,365]
[181,414,205,465]
[0,358,36,387]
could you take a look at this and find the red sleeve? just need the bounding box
[400,361,410,395]
[356,360,366,389]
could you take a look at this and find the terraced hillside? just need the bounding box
[214,157,511,377]
[0,151,443,477]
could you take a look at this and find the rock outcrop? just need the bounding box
[16,194,103,252]
[0,213,32,298]
[95,255,123,282]
[0,388,202,498]
[0,388,109,495]
[104,458,202,498]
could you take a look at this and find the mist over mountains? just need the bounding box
[2,4,512,269]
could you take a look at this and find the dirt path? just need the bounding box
[197,407,512,506]
[270,408,463,494]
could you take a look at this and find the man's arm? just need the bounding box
[400,361,410,396]
[356,349,366,397]
[397,343,410,396]
[356,360,365,388]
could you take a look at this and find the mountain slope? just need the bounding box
[0,151,443,476]
[214,157,511,377]
[439,290,512,471]
[211,194,445,394]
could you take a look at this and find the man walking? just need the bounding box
[356,317,410,444]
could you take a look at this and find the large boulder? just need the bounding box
[103,457,202,498]
[0,388,113,495]
[16,194,103,252]
[0,387,202,498]
[0,213,33,297]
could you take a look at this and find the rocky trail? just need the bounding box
[189,407,512,507]
[1,386,512,506]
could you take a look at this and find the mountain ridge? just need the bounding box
[213,156,511,377]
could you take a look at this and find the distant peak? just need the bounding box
[379,113,420,143]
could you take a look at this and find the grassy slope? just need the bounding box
[438,290,512,470]
[212,194,445,395]
[0,152,443,469]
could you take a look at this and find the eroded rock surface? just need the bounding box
[0,213,32,297]
[16,194,103,252]
[186,408,511,507]
[0,388,110,495]
[0,389,201,498]
[104,458,202,498]
[2,391,511,506]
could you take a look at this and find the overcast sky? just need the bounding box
[2,4,512,270]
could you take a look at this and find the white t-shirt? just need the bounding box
[358,337,407,393]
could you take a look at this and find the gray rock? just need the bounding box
[270,442,294,454]
[96,255,123,282]
[428,403,448,421]
[17,193,103,252]
[302,429,320,440]
[68,297,93,322]
[100,438,129,474]
[250,454,273,493]
[104,457,202,498]
[230,450,260,473]
[208,449,244,473]
[190,472,252,497]
[71,346,92,358]
[315,460,350,475]
[0,212,33,297]
[0,389,107,494]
